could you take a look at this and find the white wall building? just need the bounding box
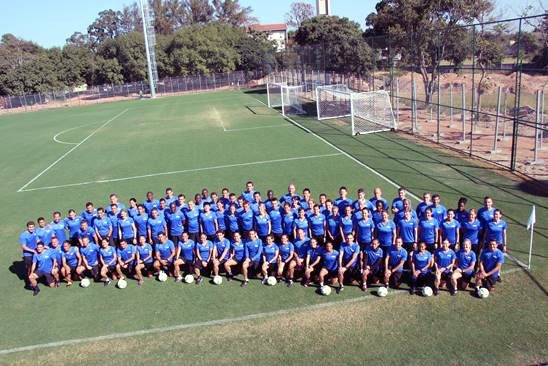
[248,23,288,52]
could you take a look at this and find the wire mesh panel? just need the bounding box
[351,91,396,134]
[267,82,284,108]
[316,85,352,120]
[281,85,306,116]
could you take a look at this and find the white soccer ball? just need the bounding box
[117,279,127,289]
[266,276,277,286]
[422,286,433,297]
[320,285,332,296]
[213,275,223,285]
[158,271,168,282]
[478,287,490,299]
[377,286,388,297]
[184,274,195,284]
[80,278,91,288]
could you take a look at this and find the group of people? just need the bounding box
[19,182,507,297]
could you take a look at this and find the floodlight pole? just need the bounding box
[139,0,156,98]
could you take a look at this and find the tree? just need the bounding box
[285,2,314,29]
[150,0,186,35]
[236,30,277,75]
[366,0,494,104]
[93,57,124,85]
[60,44,95,86]
[87,9,122,49]
[118,3,142,34]
[295,16,372,76]
[66,32,89,47]
[184,0,215,24]
[213,0,256,27]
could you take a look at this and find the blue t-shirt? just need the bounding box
[307,247,322,263]
[245,238,263,262]
[282,213,295,236]
[480,249,504,276]
[147,217,166,239]
[80,243,99,266]
[19,230,38,257]
[322,250,339,272]
[327,214,340,238]
[94,216,112,237]
[279,242,294,262]
[239,209,254,231]
[62,246,80,267]
[215,211,226,231]
[117,244,136,262]
[65,216,82,239]
[136,243,154,264]
[49,246,63,268]
[340,241,360,268]
[412,250,432,272]
[109,214,120,239]
[269,210,283,234]
[430,205,447,226]
[254,214,271,237]
[394,210,418,224]
[166,211,185,236]
[415,202,432,220]
[214,238,231,260]
[370,197,389,210]
[391,197,407,212]
[178,240,195,262]
[293,238,309,259]
[387,247,408,272]
[231,241,246,262]
[225,213,240,233]
[143,199,160,215]
[36,226,54,246]
[462,220,482,245]
[434,248,456,272]
[397,218,418,243]
[293,217,309,236]
[365,246,383,266]
[100,246,117,265]
[50,220,67,243]
[486,220,507,244]
[455,209,469,224]
[155,240,175,260]
[33,249,55,272]
[81,209,97,227]
[477,207,495,227]
[376,220,396,247]
[118,218,135,239]
[340,216,354,236]
[196,241,213,261]
[441,220,461,245]
[185,208,200,234]
[133,213,149,237]
[77,227,97,243]
[419,218,438,244]
[263,244,279,263]
[335,197,353,212]
[356,218,374,244]
[200,212,217,236]
[456,250,476,275]
[309,214,326,236]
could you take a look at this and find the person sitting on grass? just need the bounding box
[61,239,81,287]
[475,240,504,295]
[153,232,175,279]
[450,239,476,296]
[77,236,100,281]
[433,239,456,296]
[361,239,384,292]
[318,241,339,289]
[261,235,279,285]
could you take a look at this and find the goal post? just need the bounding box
[316,85,397,135]
[266,83,306,116]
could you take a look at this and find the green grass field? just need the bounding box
[0,88,546,365]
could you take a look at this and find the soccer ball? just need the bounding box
[478,287,490,299]
[422,286,433,297]
[213,275,223,285]
[158,271,168,282]
[117,279,127,289]
[80,278,91,288]
[266,276,277,286]
[377,286,388,297]
[320,285,332,296]
[184,274,194,284]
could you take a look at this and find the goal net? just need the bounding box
[266,83,306,116]
[316,85,396,135]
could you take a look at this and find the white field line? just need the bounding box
[0,266,523,356]
[17,153,343,193]
[211,106,227,131]
[224,124,292,132]
[52,125,85,145]
[248,95,422,202]
[17,109,129,192]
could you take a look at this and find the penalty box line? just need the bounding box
[0,267,523,356]
[17,109,130,193]
[17,153,343,193]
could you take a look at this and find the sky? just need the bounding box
[0,0,540,48]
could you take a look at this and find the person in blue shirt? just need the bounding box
[94,207,113,246]
[184,200,200,242]
[476,240,504,293]
[128,198,139,219]
[164,187,176,206]
[391,187,409,215]
[199,202,218,241]
[143,191,160,215]
[81,202,97,227]
[50,211,67,244]
[105,194,126,216]
[375,211,397,254]
[212,230,231,278]
[291,230,310,276]
[77,236,100,280]
[355,208,374,248]
[173,232,196,282]
[239,201,255,239]
[369,187,389,211]
[224,204,240,240]
[242,181,255,203]
[20,220,39,280]
[430,194,447,226]
[384,237,408,289]
[450,239,476,295]
[64,209,82,246]
[371,200,386,226]
[118,210,137,244]
[215,202,227,234]
[300,188,312,211]
[280,183,300,205]
[108,204,122,245]
[147,208,167,244]
[303,238,322,287]
[241,230,263,287]
[410,242,434,295]
[177,194,188,211]
[99,238,117,286]
[318,241,339,288]
[254,204,271,241]
[48,237,63,280]
[60,240,81,287]
[194,233,214,285]
[337,234,361,293]
[352,188,375,214]
[249,191,263,216]
[261,235,279,284]
[166,203,185,245]
[29,242,59,295]
[484,209,507,252]
[326,205,341,246]
[334,186,352,212]
[394,199,417,224]
[308,205,326,245]
[339,205,354,239]
[77,219,97,246]
[281,203,296,239]
[135,235,154,286]
[397,210,418,252]
[461,208,483,255]
[224,232,246,281]
[477,196,496,228]
[415,192,432,220]
[454,197,469,225]
[293,208,310,239]
[157,199,168,220]
[440,209,460,249]
[268,198,283,241]
[116,239,136,280]
[36,217,54,247]
[433,240,456,295]
[361,239,384,291]
[418,208,439,252]
[277,235,295,286]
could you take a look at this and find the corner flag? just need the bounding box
[527,206,536,231]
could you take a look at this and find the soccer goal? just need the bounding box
[266,82,306,116]
[316,85,396,135]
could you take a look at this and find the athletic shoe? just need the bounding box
[433,287,439,296]
[196,277,203,285]
[361,284,367,292]
[303,281,309,288]
[32,286,40,296]
[497,276,502,283]
[409,287,415,295]
[262,277,268,285]
[287,279,294,288]
[451,289,457,296]
[175,276,182,283]
[55,281,61,288]
[336,286,344,294]
[104,279,111,287]
[66,281,72,287]
[138,280,144,286]
[226,273,233,282]
[241,280,248,288]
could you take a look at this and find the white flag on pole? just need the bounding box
[527,205,536,230]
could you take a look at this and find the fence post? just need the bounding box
[491,86,502,153]
[395,77,399,126]
[449,83,454,127]
[411,79,417,133]
[528,89,544,164]
[460,83,466,143]
[469,25,477,157]
[540,89,544,150]
[502,88,508,140]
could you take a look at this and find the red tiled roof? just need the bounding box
[248,23,288,32]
